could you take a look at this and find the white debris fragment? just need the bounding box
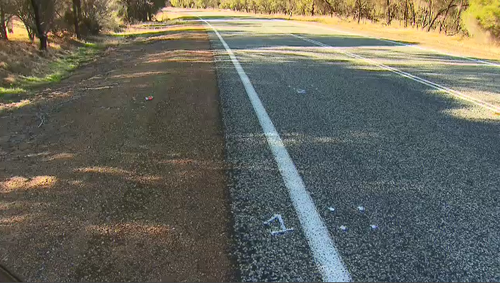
[328,207,335,212]
[264,214,294,235]
[357,206,365,212]
[370,225,378,230]
[296,89,306,94]
[339,225,348,231]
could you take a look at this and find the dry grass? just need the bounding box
[0,22,121,102]
[297,15,500,61]
[110,24,204,37]
[0,20,197,107]
[0,40,100,93]
[4,18,31,42]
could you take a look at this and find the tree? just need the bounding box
[0,0,8,40]
[120,0,166,22]
[166,0,497,37]
[30,0,47,50]
[72,0,82,39]
[465,0,500,38]
[386,0,392,24]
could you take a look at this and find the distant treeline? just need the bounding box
[171,0,500,38]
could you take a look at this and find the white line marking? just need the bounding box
[290,33,500,114]
[290,21,500,67]
[201,18,351,282]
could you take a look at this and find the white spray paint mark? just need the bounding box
[201,18,351,282]
[290,33,500,114]
[264,214,294,235]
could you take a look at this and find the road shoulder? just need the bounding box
[0,24,235,282]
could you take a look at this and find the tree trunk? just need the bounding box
[453,0,463,32]
[28,29,35,41]
[439,0,455,32]
[411,1,416,27]
[404,0,408,27]
[357,0,362,23]
[0,2,8,40]
[386,0,391,25]
[427,8,447,32]
[30,0,47,50]
[72,0,81,39]
[422,0,432,29]
[422,9,429,29]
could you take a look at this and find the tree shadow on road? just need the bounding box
[213,31,500,282]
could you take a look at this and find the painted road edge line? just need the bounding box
[290,33,500,114]
[290,21,500,67]
[200,18,351,282]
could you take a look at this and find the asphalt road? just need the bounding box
[183,11,500,282]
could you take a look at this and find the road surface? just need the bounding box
[172,10,500,282]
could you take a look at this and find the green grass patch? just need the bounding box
[0,42,105,98]
[0,87,27,104]
[20,44,102,87]
[0,87,26,95]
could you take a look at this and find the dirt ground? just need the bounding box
[0,24,235,282]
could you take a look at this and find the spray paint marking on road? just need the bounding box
[290,33,500,114]
[200,18,351,282]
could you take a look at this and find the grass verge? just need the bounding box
[23,43,101,85]
[0,42,104,102]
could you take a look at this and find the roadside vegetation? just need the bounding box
[170,0,500,42]
[0,0,169,102]
[0,24,105,102]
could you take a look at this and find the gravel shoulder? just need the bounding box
[0,24,235,282]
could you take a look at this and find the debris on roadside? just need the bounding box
[370,225,378,230]
[328,207,335,212]
[145,96,154,101]
[339,225,348,231]
[357,206,365,212]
